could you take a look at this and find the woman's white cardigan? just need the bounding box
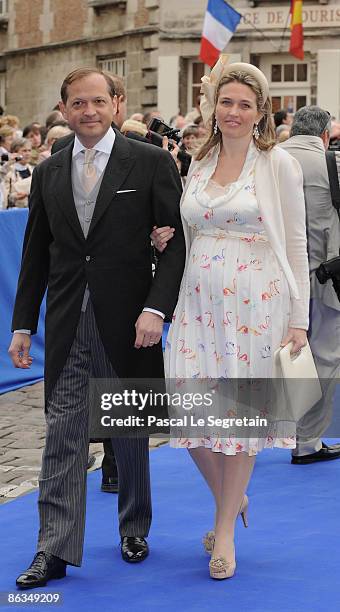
[180,144,310,330]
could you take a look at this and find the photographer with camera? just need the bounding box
[1,137,33,209]
[281,106,340,464]
[145,117,192,180]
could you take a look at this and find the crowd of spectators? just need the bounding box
[1,81,340,209]
[0,110,73,209]
[273,107,340,148]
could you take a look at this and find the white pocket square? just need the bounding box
[116,189,137,193]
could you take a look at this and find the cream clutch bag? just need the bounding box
[273,341,322,422]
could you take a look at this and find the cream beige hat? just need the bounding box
[120,119,148,137]
[200,54,269,126]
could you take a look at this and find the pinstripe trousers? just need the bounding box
[37,301,152,566]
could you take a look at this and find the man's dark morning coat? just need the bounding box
[12,129,186,400]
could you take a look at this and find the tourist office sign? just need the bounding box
[161,1,340,34]
[237,3,340,30]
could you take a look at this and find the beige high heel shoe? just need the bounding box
[202,495,249,555]
[209,555,236,580]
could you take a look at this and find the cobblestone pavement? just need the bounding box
[0,381,167,504]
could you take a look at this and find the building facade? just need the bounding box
[0,0,340,125]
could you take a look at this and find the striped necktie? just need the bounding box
[83,149,98,193]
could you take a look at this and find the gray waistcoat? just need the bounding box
[71,161,105,311]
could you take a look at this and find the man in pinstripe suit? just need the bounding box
[9,67,185,589]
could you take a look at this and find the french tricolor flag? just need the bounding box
[200,0,242,67]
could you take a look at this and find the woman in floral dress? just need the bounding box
[154,57,310,580]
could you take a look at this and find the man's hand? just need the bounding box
[151,225,175,253]
[162,135,180,162]
[135,312,163,349]
[8,333,33,368]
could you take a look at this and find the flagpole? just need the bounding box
[277,8,291,53]
[239,14,281,52]
[200,0,287,66]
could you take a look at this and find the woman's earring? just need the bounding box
[253,123,260,140]
[214,120,218,135]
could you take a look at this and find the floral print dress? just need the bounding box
[165,142,296,455]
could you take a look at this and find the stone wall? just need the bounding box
[4,0,340,123]
[4,0,155,123]
[6,35,146,124]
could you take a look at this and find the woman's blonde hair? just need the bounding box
[196,71,275,161]
[4,115,20,128]
[46,125,72,144]
[0,125,15,143]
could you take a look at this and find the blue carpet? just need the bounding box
[0,209,45,394]
[0,444,340,612]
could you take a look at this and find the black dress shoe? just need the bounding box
[321,441,340,451]
[101,476,119,493]
[120,537,149,563]
[291,442,340,464]
[16,552,66,589]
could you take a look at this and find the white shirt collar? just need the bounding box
[15,162,30,171]
[72,126,116,158]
